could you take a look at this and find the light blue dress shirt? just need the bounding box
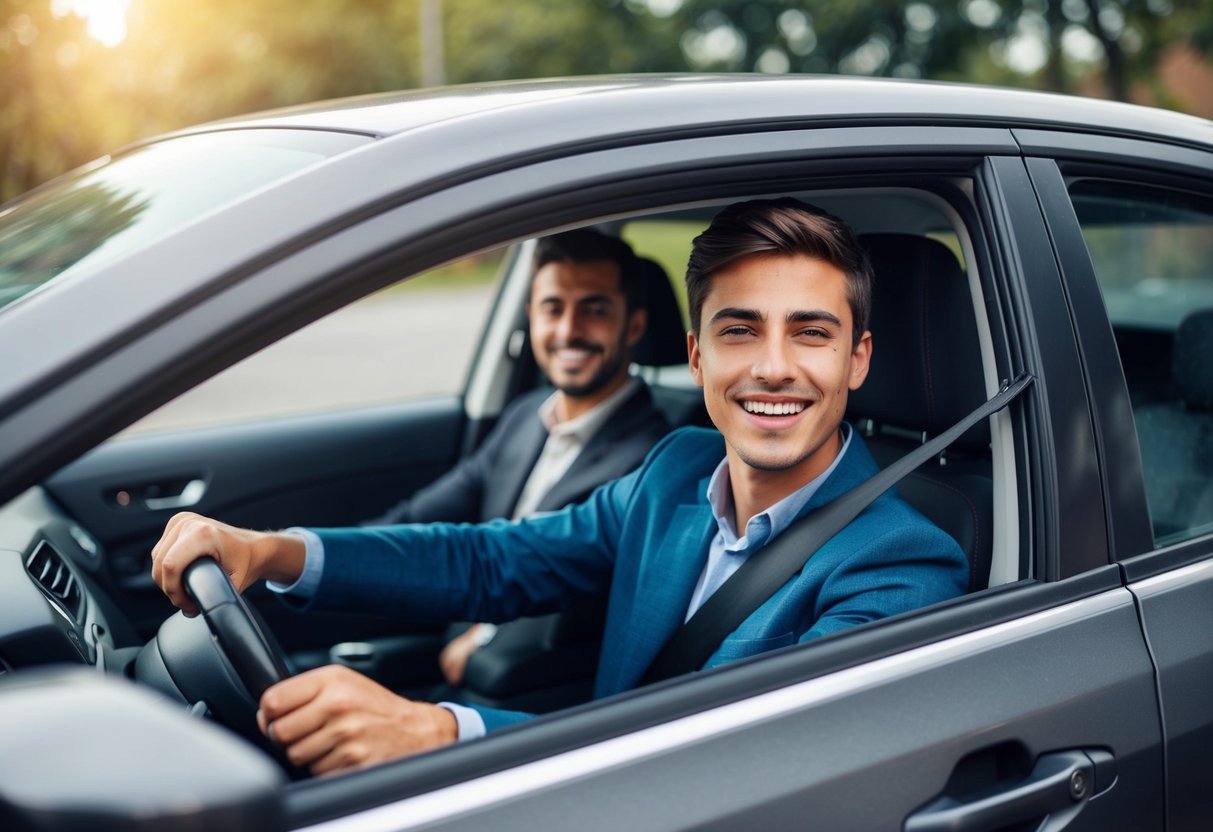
[271,424,853,743]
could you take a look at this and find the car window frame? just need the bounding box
[251,142,1106,818]
[1019,129,1213,577]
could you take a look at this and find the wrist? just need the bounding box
[255,531,306,586]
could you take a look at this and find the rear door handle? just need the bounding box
[905,749,1114,832]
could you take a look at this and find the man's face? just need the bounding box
[689,253,871,483]
[528,259,646,401]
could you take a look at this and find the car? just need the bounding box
[1,74,1212,831]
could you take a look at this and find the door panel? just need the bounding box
[309,588,1163,831]
[43,397,466,646]
[1130,556,1213,832]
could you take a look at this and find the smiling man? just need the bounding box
[363,229,670,690]
[150,198,968,775]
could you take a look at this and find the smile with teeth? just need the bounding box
[742,400,806,416]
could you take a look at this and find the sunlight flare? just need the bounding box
[51,0,130,47]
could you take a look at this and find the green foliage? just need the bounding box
[1,0,1208,201]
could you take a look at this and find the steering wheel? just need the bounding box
[182,557,290,701]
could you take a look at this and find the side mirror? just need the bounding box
[0,667,285,832]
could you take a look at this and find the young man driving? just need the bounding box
[150,198,968,775]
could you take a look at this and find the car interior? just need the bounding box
[0,182,1021,770]
[1068,179,1213,547]
[402,187,1011,714]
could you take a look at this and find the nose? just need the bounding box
[751,335,795,385]
[555,307,582,342]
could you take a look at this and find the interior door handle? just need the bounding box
[143,479,207,510]
[111,478,208,511]
[905,749,1101,832]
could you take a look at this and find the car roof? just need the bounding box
[158,74,1213,153]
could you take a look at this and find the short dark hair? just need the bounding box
[685,198,872,345]
[533,228,647,312]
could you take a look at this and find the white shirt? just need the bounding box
[511,377,641,519]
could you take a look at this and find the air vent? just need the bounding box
[25,541,84,622]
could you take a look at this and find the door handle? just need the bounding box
[110,478,208,511]
[905,749,1110,832]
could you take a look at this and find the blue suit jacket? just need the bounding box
[305,427,968,732]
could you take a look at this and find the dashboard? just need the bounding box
[0,488,139,679]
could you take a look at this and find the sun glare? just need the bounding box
[52,0,130,48]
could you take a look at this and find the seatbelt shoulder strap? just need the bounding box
[639,372,1034,686]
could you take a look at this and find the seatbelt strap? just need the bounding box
[639,372,1034,686]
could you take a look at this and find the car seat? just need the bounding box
[1132,308,1213,542]
[847,234,995,592]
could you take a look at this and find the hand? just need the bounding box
[258,664,458,775]
[150,512,305,616]
[438,625,483,686]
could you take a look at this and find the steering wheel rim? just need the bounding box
[182,557,290,701]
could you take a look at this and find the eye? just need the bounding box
[719,325,754,338]
[797,326,831,340]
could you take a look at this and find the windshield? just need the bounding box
[0,129,369,312]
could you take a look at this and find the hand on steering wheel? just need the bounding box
[182,557,290,700]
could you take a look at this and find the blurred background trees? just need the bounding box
[2,0,1210,201]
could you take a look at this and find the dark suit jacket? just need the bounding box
[307,427,969,732]
[367,382,671,525]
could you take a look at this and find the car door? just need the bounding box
[1023,130,1213,832]
[250,127,1166,830]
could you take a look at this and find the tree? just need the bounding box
[1,0,1208,200]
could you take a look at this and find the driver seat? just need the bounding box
[847,233,995,592]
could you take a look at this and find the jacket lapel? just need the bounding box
[491,415,548,519]
[537,384,656,511]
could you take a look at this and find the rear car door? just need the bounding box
[1024,128,1213,832]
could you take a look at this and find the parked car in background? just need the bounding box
[1,75,1212,831]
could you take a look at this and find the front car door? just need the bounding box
[270,119,1166,830]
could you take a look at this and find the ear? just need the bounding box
[848,330,872,390]
[625,308,647,347]
[688,329,705,388]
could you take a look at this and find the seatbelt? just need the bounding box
[639,372,1034,686]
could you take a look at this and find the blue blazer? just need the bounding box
[306,427,969,732]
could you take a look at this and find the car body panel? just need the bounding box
[295,588,1161,832]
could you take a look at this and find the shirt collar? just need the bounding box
[537,376,640,442]
[706,421,854,553]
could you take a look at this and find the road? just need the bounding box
[127,285,496,435]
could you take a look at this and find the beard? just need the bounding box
[552,343,628,398]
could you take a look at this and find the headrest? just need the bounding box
[631,257,689,367]
[847,234,989,452]
[1174,308,1213,411]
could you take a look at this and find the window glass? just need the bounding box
[1070,180,1213,545]
[0,130,368,313]
[122,249,506,436]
